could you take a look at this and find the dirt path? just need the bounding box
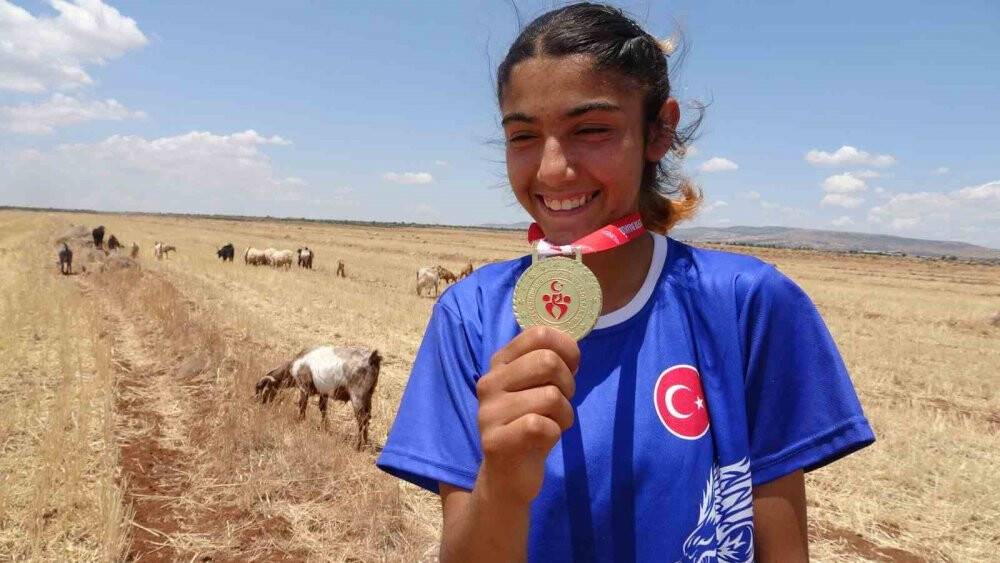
[85,276,211,561]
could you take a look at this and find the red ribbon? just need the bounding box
[527,213,646,256]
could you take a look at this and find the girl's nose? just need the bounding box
[537,136,575,186]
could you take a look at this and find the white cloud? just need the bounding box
[434,160,449,166]
[0,93,144,133]
[382,171,433,184]
[933,166,950,175]
[831,216,855,227]
[867,180,1000,245]
[822,173,867,194]
[230,130,290,145]
[702,200,728,214]
[852,169,882,179]
[742,190,761,201]
[821,193,865,208]
[698,157,738,173]
[805,145,896,168]
[0,0,148,93]
[0,129,304,211]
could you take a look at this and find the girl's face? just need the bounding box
[501,54,675,245]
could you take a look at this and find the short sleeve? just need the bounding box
[739,266,875,486]
[376,298,483,494]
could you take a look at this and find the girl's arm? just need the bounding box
[440,482,530,563]
[437,326,580,563]
[752,469,809,562]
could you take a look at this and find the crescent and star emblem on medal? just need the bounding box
[653,364,710,440]
[512,254,602,341]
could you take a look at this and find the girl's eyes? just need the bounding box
[505,127,612,145]
[507,133,536,144]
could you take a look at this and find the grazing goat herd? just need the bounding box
[54,223,477,450]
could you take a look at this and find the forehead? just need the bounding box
[500,54,641,116]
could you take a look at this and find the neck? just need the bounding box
[582,231,654,315]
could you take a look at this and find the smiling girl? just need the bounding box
[377,3,874,562]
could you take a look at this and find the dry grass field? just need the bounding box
[1,208,997,562]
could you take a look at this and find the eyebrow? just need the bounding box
[501,101,622,126]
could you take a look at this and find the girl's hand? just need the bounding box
[474,326,580,506]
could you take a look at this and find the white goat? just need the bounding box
[416,266,440,297]
[244,247,266,265]
[271,249,295,269]
[262,247,278,266]
[256,346,382,450]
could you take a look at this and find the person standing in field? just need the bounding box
[377,3,874,562]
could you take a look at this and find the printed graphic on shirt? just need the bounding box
[654,364,710,440]
[679,457,755,563]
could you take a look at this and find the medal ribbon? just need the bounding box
[527,213,646,257]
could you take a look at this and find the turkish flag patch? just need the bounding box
[653,364,710,440]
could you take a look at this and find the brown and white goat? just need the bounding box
[256,346,382,450]
[297,247,314,269]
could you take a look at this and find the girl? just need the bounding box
[377,3,874,562]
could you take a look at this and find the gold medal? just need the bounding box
[513,250,602,341]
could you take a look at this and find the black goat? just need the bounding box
[217,243,235,262]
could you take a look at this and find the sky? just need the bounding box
[1,0,998,247]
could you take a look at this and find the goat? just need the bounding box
[92,226,105,249]
[217,243,235,262]
[271,249,295,269]
[262,247,278,266]
[256,346,382,450]
[459,262,474,279]
[416,266,439,297]
[244,247,266,265]
[153,242,176,260]
[336,259,346,278]
[297,247,314,269]
[437,265,458,285]
[107,234,121,251]
[58,243,72,275]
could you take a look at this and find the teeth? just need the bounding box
[543,193,593,211]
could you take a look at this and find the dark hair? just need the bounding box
[496,2,702,232]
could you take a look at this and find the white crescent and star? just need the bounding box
[665,384,705,419]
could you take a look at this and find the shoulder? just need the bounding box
[664,237,776,296]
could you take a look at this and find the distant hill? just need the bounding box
[671,226,999,260]
[478,221,999,260]
[480,221,533,230]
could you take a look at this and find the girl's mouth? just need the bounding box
[537,190,600,213]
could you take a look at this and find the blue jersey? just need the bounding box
[377,234,874,562]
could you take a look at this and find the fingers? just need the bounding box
[490,325,580,374]
[493,348,576,398]
[481,413,565,458]
[478,384,575,432]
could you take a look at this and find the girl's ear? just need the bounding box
[645,97,680,162]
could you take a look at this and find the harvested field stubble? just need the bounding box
[1,209,997,561]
